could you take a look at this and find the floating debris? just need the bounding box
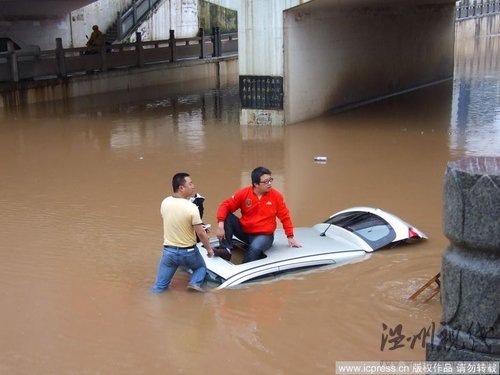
[314,156,327,163]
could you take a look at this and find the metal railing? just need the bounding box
[117,0,163,41]
[0,28,237,83]
[456,0,500,19]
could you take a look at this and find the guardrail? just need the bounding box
[0,28,237,83]
[456,0,500,19]
[117,0,163,40]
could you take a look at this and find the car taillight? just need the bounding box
[409,227,420,238]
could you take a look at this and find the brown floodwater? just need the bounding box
[0,20,498,373]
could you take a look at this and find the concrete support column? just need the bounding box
[6,40,19,83]
[136,32,144,67]
[206,0,308,125]
[427,157,500,360]
[56,38,67,78]
[169,29,176,62]
[238,0,299,126]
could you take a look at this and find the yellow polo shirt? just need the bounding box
[161,196,202,247]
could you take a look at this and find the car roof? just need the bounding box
[201,226,367,287]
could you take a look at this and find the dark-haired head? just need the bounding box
[172,172,190,192]
[251,166,271,187]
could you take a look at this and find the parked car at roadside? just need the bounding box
[0,36,41,61]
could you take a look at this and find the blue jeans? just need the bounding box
[220,213,274,263]
[151,246,207,293]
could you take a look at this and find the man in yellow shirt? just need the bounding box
[152,173,214,293]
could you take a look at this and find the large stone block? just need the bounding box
[443,157,500,253]
[441,247,500,334]
[427,336,500,361]
[428,156,500,361]
[438,247,500,356]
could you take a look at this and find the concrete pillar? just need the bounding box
[136,32,144,67]
[205,0,309,125]
[6,40,19,83]
[169,29,176,62]
[238,0,307,126]
[427,157,500,360]
[199,27,205,58]
[56,38,67,78]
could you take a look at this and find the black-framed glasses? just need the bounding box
[259,177,274,184]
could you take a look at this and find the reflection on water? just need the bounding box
[0,18,499,374]
[451,17,500,156]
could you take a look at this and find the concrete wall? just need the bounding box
[212,0,309,125]
[238,0,308,76]
[0,56,238,108]
[198,0,237,33]
[0,0,133,50]
[204,0,311,75]
[210,0,455,126]
[0,0,200,51]
[0,16,74,51]
[73,0,199,46]
[69,0,134,47]
[284,0,456,124]
[129,0,199,42]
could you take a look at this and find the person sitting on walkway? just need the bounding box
[85,25,105,54]
[214,166,302,263]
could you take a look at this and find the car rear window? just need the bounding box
[0,38,21,52]
[325,211,396,250]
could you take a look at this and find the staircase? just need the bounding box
[104,21,119,44]
[104,0,163,43]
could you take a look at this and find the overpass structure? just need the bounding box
[1,0,457,125]
[207,0,456,125]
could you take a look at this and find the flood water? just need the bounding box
[1,19,499,374]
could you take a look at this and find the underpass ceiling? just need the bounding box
[294,0,455,11]
[0,0,455,17]
[0,0,97,17]
[0,0,457,20]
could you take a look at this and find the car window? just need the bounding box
[0,38,21,52]
[325,211,396,250]
[206,269,225,284]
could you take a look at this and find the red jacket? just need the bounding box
[217,186,295,237]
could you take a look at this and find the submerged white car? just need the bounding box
[197,207,427,290]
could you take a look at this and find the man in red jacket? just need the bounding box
[215,166,302,263]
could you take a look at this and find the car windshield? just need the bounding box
[325,211,396,249]
[0,38,21,52]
